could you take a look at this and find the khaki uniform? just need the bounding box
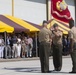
[69,26,76,72]
[52,30,63,71]
[39,27,52,73]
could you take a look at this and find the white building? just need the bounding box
[0,0,75,24]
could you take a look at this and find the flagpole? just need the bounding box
[74,0,76,24]
[47,0,51,20]
[46,0,48,21]
[12,0,14,16]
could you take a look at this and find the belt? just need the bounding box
[40,40,50,43]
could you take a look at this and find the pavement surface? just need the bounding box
[0,57,75,75]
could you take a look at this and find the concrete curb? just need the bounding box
[0,55,70,62]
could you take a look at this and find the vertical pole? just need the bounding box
[48,0,52,20]
[35,32,38,57]
[12,0,14,16]
[74,0,76,25]
[4,32,7,59]
[46,0,48,21]
[46,0,52,21]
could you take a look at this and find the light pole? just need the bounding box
[12,0,14,16]
[46,0,52,21]
[46,0,48,21]
[74,0,76,24]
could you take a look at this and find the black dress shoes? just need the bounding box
[69,71,76,73]
[54,68,61,71]
[42,70,52,73]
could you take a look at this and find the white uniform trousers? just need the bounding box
[0,46,4,58]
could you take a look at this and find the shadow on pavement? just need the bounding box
[3,67,41,73]
[3,67,69,74]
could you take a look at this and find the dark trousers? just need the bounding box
[71,50,76,72]
[39,41,51,72]
[53,44,62,70]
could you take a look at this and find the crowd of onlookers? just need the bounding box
[0,32,70,59]
[0,33,37,59]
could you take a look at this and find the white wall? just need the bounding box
[0,0,12,15]
[14,0,46,24]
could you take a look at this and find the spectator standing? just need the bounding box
[25,37,29,57]
[12,34,17,58]
[67,37,70,54]
[0,35,4,58]
[6,34,11,58]
[63,35,68,55]
[16,34,21,58]
[21,37,26,58]
[27,36,33,57]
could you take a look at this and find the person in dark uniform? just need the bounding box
[39,20,52,73]
[52,23,63,71]
[69,20,76,73]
